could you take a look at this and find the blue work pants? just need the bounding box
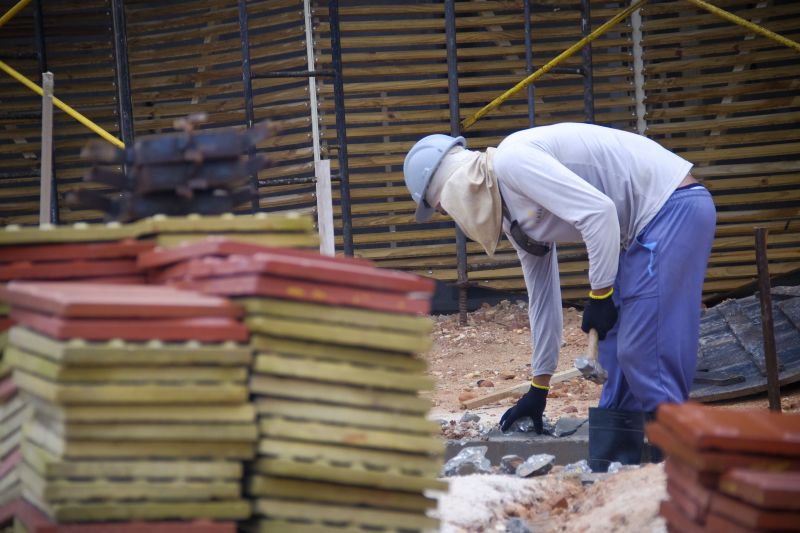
[598,186,716,412]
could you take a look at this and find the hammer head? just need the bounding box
[574,357,608,385]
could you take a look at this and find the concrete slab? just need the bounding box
[445,418,589,466]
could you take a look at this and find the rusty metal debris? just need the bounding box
[67,115,276,222]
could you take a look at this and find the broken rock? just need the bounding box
[552,416,587,438]
[458,391,477,403]
[516,454,555,478]
[505,517,536,533]
[459,412,481,424]
[441,446,492,477]
[500,454,524,475]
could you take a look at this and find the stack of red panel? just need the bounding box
[1,281,254,530]
[647,402,800,532]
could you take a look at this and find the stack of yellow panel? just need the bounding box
[2,282,256,527]
[0,212,318,251]
[141,241,445,532]
[1,367,27,516]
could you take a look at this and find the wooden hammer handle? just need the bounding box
[588,328,599,359]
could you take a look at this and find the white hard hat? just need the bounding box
[403,134,466,222]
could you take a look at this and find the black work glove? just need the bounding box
[581,292,618,340]
[499,385,548,433]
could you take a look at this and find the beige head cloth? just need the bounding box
[425,146,503,257]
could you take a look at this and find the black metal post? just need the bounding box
[580,0,595,123]
[445,0,469,325]
[329,0,354,256]
[237,0,259,213]
[33,0,59,224]
[110,0,134,148]
[754,228,782,411]
[523,0,535,127]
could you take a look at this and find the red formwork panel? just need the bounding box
[138,237,373,269]
[665,460,714,522]
[710,492,800,530]
[0,376,17,402]
[14,499,236,533]
[666,481,707,524]
[0,448,20,479]
[0,240,154,263]
[659,499,706,533]
[1,282,242,319]
[664,456,719,488]
[656,403,800,457]
[153,253,435,295]
[179,274,431,316]
[9,308,248,342]
[0,259,139,281]
[0,500,17,526]
[78,276,148,285]
[719,469,800,510]
[646,422,800,474]
[705,512,768,533]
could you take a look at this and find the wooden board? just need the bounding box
[8,327,252,366]
[258,418,442,455]
[5,347,247,383]
[239,297,432,334]
[250,334,426,372]
[247,316,430,354]
[22,488,251,522]
[21,464,241,502]
[24,420,256,460]
[180,274,430,316]
[146,212,314,233]
[462,367,583,409]
[23,439,242,480]
[249,375,430,414]
[156,233,319,249]
[1,281,243,319]
[256,438,442,488]
[13,371,248,404]
[246,476,434,512]
[253,499,437,532]
[44,422,257,443]
[255,399,438,435]
[253,353,432,393]
[28,399,255,424]
[14,498,236,533]
[9,308,249,343]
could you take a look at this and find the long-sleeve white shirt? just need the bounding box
[491,123,693,376]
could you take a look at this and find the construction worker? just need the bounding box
[403,123,716,471]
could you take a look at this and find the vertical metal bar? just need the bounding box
[523,0,535,127]
[238,0,259,213]
[630,1,647,134]
[304,0,322,164]
[328,0,354,256]
[33,0,58,223]
[580,0,595,123]
[445,0,469,325]
[754,228,781,412]
[110,0,134,147]
[39,72,53,226]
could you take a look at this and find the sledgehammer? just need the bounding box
[574,329,608,384]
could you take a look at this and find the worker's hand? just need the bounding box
[581,288,618,340]
[499,385,548,433]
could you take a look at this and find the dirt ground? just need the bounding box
[424,299,800,425]
[425,300,800,532]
